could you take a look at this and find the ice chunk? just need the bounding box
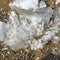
[39,1,47,8]
[55,8,60,20]
[0,21,6,41]
[3,0,60,51]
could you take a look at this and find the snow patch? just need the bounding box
[9,0,38,10]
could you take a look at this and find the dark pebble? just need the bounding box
[41,53,60,60]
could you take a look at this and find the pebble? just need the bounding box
[55,0,60,4]
[42,53,60,60]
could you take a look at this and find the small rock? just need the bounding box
[42,53,60,60]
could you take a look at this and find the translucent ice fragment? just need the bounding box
[0,21,6,41]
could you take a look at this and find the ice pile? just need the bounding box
[0,0,60,51]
